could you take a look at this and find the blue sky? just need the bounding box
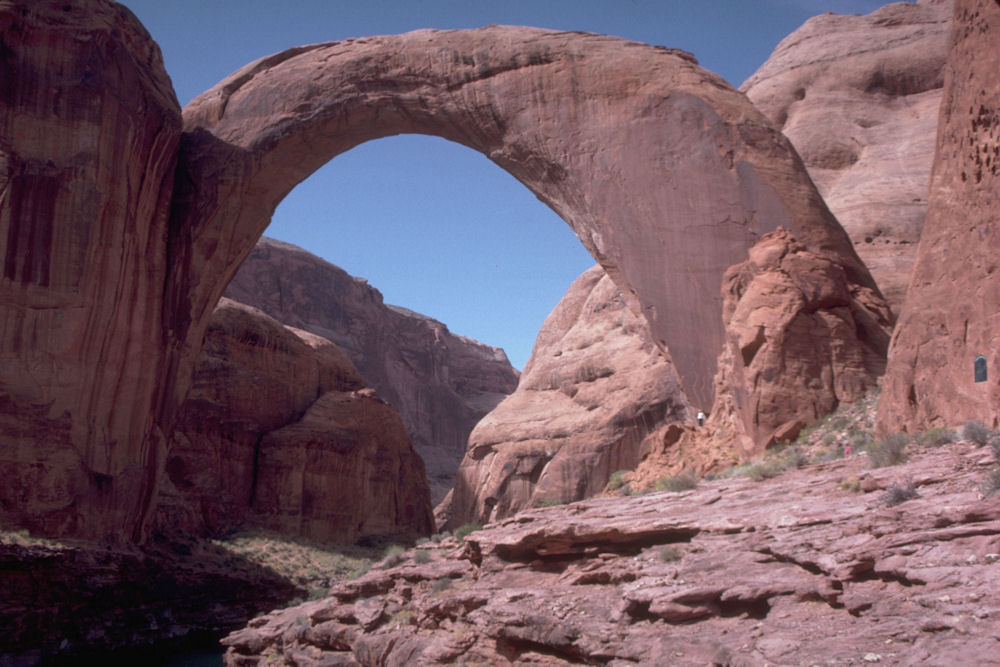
[122,0,889,370]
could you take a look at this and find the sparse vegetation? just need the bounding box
[412,549,432,564]
[454,522,482,543]
[917,427,957,447]
[606,470,629,491]
[963,420,993,445]
[658,546,683,562]
[380,544,407,568]
[655,473,699,493]
[882,481,919,506]
[430,578,453,595]
[619,483,633,496]
[866,434,910,468]
[980,467,1000,499]
[839,477,862,493]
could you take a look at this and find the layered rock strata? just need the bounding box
[157,298,434,543]
[224,238,519,504]
[742,0,952,312]
[440,265,691,528]
[224,440,1000,665]
[878,0,1000,432]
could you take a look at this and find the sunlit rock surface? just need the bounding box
[742,0,952,313]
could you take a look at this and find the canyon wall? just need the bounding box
[224,238,518,504]
[878,0,1000,433]
[742,0,952,313]
[0,0,180,542]
[156,298,434,543]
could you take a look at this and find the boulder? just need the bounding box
[157,298,433,543]
[742,0,952,313]
[878,0,1000,433]
[224,238,519,504]
[440,265,691,528]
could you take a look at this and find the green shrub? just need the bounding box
[981,467,1000,499]
[619,483,633,497]
[839,477,861,493]
[606,470,629,491]
[381,544,406,568]
[882,482,919,506]
[655,473,698,493]
[918,427,957,447]
[866,434,910,468]
[412,549,432,564]
[454,523,482,543]
[963,420,993,445]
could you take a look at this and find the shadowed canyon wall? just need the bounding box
[1,1,890,542]
[878,0,1000,433]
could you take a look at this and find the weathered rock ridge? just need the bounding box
[224,238,519,504]
[742,0,952,312]
[879,0,1000,433]
[440,265,692,528]
[224,440,1000,666]
[158,298,434,543]
[1,2,891,543]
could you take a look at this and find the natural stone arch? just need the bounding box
[167,25,876,418]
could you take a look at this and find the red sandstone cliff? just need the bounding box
[742,0,952,313]
[878,0,1000,433]
[157,298,434,543]
[223,238,519,504]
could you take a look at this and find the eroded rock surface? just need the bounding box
[158,298,434,543]
[879,0,1000,433]
[709,228,892,457]
[440,265,691,528]
[0,0,181,542]
[224,238,518,504]
[742,0,952,312]
[223,441,1000,666]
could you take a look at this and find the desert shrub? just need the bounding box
[655,473,698,493]
[882,482,919,506]
[430,531,448,543]
[380,544,407,568]
[918,427,957,447]
[963,420,993,445]
[745,460,784,481]
[348,563,371,580]
[308,586,329,601]
[658,546,683,562]
[534,498,563,508]
[454,523,482,543]
[412,549,432,564]
[619,483,633,497]
[980,467,1000,498]
[606,470,629,491]
[866,434,910,468]
[839,477,861,493]
[430,578,453,595]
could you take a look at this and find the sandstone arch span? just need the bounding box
[167,25,878,419]
[1,4,889,542]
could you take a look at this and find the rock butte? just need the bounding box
[440,265,692,528]
[878,0,1000,432]
[1,1,889,543]
[224,238,519,505]
[742,0,952,313]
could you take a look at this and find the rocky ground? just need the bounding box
[223,436,1000,665]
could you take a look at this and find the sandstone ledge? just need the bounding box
[223,441,1000,665]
